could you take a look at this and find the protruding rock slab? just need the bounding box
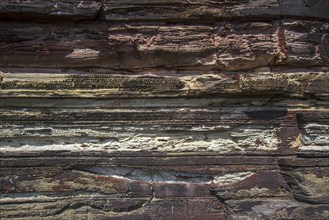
[226,199,329,219]
[1,0,329,22]
[1,68,328,99]
[103,0,329,22]
[0,107,300,155]
[0,21,328,70]
[0,0,101,21]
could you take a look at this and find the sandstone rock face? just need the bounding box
[0,1,329,219]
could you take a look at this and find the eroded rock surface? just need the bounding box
[0,1,328,219]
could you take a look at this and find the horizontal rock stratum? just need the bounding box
[0,0,329,219]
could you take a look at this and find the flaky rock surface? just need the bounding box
[0,0,329,219]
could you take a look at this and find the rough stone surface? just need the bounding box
[0,1,329,219]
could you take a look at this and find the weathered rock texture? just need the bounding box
[0,1,329,219]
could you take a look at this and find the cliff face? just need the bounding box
[0,1,329,219]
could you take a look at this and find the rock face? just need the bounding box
[0,1,329,219]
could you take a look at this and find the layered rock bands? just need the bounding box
[0,0,329,219]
